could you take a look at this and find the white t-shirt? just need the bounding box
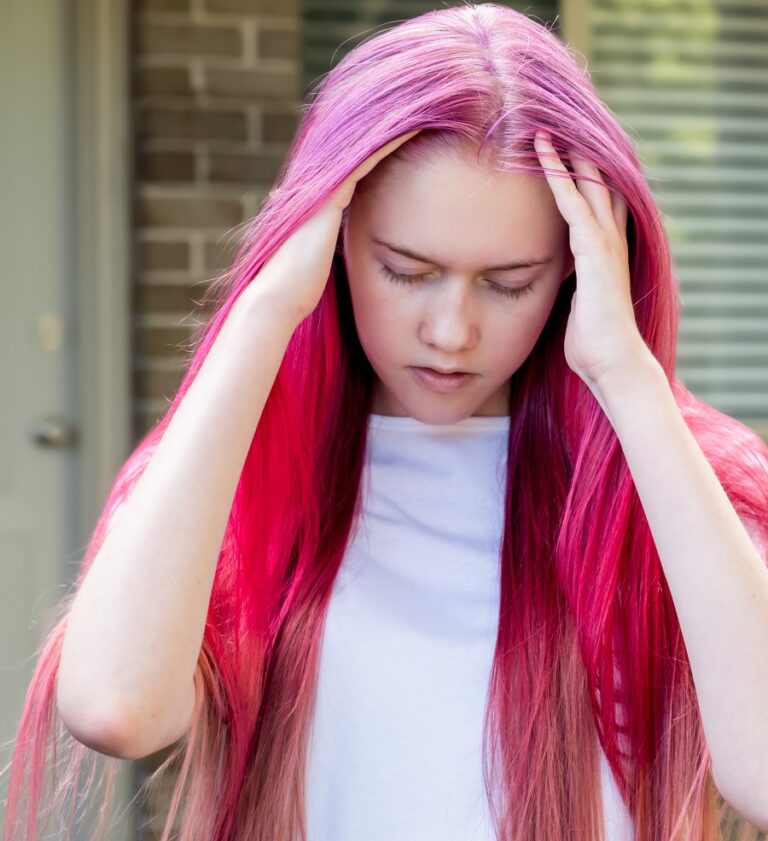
[305,412,634,840]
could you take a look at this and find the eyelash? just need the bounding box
[377,263,535,301]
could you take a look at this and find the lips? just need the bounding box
[409,366,476,393]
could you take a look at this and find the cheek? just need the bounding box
[346,270,409,357]
[487,292,560,367]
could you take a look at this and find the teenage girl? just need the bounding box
[4,5,768,841]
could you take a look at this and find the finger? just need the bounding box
[568,153,615,230]
[533,131,596,230]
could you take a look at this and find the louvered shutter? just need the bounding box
[584,0,768,441]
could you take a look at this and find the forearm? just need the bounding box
[597,356,768,829]
[57,285,300,757]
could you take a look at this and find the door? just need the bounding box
[0,0,133,838]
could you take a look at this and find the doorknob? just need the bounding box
[30,415,79,449]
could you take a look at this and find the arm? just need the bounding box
[57,286,301,760]
[533,131,768,830]
[597,356,768,832]
[56,129,422,761]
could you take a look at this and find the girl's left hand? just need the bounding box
[533,130,651,393]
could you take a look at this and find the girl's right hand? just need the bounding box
[253,130,421,324]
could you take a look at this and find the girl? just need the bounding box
[4,4,768,840]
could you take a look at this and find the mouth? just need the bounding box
[408,366,476,393]
[424,366,472,375]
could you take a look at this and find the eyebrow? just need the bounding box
[370,236,552,271]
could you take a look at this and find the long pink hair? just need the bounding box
[4,4,768,839]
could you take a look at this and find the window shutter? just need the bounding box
[586,0,768,441]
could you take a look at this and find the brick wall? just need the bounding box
[132,0,301,442]
[129,0,301,836]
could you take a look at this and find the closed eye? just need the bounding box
[377,263,535,301]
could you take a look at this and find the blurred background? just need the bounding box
[2,0,767,837]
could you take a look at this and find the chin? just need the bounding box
[400,401,480,425]
[373,371,494,422]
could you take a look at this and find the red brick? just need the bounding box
[136,0,189,12]
[262,108,299,143]
[137,240,190,270]
[257,25,298,60]
[137,106,248,141]
[205,67,298,100]
[137,149,196,182]
[205,0,298,16]
[136,22,242,58]
[208,151,283,184]
[135,283,207,314]
[135,325,193,357]
[136,195,244,228]
[133,66,193,98]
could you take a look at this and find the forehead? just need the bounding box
[353,146,567,267]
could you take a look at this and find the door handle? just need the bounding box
[30,415,79,449]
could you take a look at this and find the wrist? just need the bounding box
[234,282,308,335]
[595,346,664,398]
[596,352,670,428]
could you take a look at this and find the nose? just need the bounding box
[418,277,480,354]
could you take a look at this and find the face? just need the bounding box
[341,142,574,423]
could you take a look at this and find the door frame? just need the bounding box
[73,0,135,837]
[74,0,132,541]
